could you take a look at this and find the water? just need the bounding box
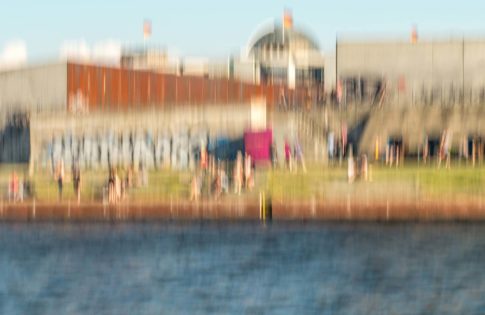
[1,222,485,314]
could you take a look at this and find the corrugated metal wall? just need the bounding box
[67,62,307,112]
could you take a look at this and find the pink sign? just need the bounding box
[244,129,272,162]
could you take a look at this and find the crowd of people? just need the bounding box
[107,164,148,205]
[189,137,310,202]
[50,157,150,205]
[190,150,255,202]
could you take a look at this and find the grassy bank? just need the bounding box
[2,161,485,204]
[0,164,191,203]
[266,162,485,202]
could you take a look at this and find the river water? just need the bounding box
[0,222,484,314]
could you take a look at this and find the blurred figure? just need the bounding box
[328,132,335,160]
[294,138,307,173]
[72,162,81,205]
[120,168,127,201]
[206,155,216,198]
[348,145,355,183]
[115,168,121,202]
[127,165,134,188]
[18,174,24,202]
[221,165,229,194]
[200,142,208,170]
[270,142,278,168]
[8,171,18,203]
[389,145,395,167]
[22,175,33,200]
[423,136,429,165]
[139,162,148,187]
[234,151,243,195]
[55,159,65,201]
[440,129,452,169]
[210,155,216,179]
[462,135,469,161]
[341,122,348,157]
[284,138,292,170]
[190,172,200,202]
[108,167,116,204]
[244,153,253,191]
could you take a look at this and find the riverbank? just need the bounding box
[2,162,485,221]
[2,196,485,222]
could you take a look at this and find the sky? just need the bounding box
[2,0,485,66]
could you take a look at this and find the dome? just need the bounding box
[248,23,320,57]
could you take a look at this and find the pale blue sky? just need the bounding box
[1,0,485,61]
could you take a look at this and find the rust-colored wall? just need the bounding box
[67,62,307,112]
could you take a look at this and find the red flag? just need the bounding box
[411,25,418,44]
[283,9,293,29]
[144,20,152,40]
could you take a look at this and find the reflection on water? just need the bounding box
[0,222,485,314]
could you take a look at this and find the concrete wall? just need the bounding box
[464,41,485,90]
[29,105,255,171]
[0,63,67,114]
[336,40,485,104]
[357,105,485,156]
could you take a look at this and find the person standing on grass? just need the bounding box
[270,142,278,169]
[294,138,307,173]
[9,171,18,203]
[348,145,355,183]
[444,129,452,169]
[72,162,81,205]
[127,165,134,188]
[423,136,429,165]
[244,153,252,190]
[328,132,335,160]
[55,159,65,201]
[108,167,115,204]
[18,174,25,202]
[190,172,201,202]
[115,168,121,203]
[200,142,208,170]
[234,151,243,195]
[438,131,445,168]
[284,138,292,171]
[221,165,229,194]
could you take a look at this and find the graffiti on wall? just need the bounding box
[40,128,210,171]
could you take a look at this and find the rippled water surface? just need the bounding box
[1,222,485,314]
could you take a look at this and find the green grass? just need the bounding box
[266,161,485,201]
[3,160,485,203]
[0,164,192,203]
